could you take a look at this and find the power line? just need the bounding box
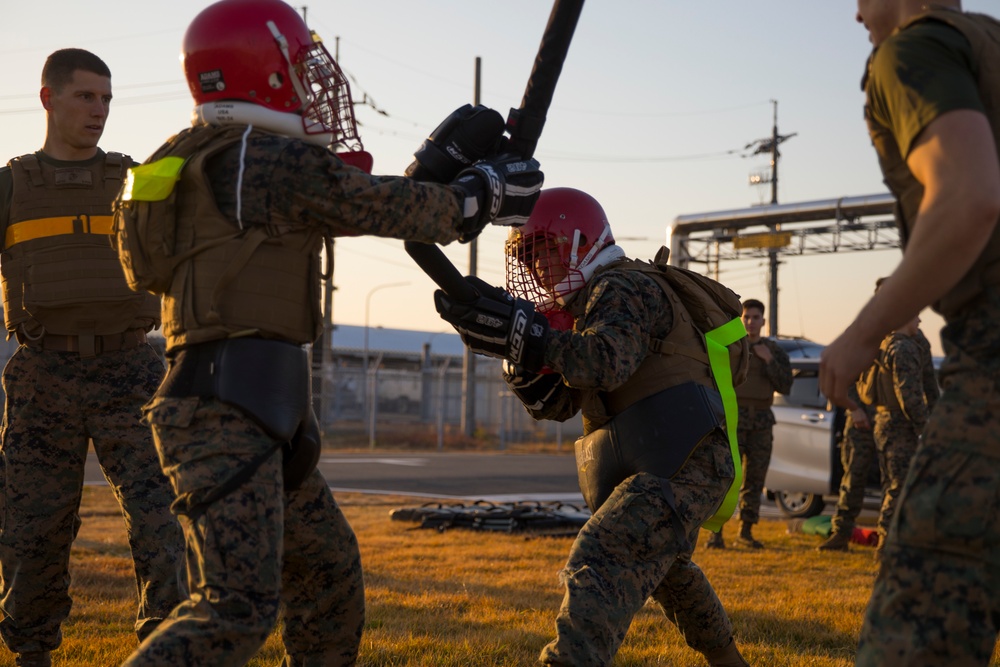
[0,27,183,56]
[541,148,743,164]
[0,79,186,102]
[557,100,773,118]
[0,90,189,116]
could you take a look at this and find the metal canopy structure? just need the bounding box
[668,192,900,336]
[669,192,899,272]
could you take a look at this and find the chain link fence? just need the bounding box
[312,358,580,449]
[0,335,578,450]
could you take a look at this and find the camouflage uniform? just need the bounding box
[830,333,935,541]
[125,400,363,666]
[514,263,742,667]
[857,8,1000,665]
[0,155,185,657]
[916,328,940,411]
[872,331,929,546]
[734,339,792,527]
[829,383,877,538]
[122,125,467,666]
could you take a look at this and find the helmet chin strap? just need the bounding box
[575,224,612,271]
[267,19,315,117]
[192,102,335,147]
[553,243,626,306]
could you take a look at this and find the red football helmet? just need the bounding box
[506,187,615,311]
[182,0,362,149]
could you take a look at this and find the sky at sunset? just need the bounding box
[3,1,996,355]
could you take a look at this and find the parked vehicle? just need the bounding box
[764,358,852,518]
[774,336,825,361]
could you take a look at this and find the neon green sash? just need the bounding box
[701,317,747,532]
[121,156,186,202]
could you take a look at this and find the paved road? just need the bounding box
[321,452,584,502]
[86,450,800,518]
[85,450,583,501]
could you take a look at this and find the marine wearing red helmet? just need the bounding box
[182,0,362,154]
[505,187,623,312]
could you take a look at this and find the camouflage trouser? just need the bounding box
[539,431,736,667]
[0,344,185,654]
[736,407,774,525]
[830,412,877,535]
[872,410,921,544]
[123,398,364,667]
[857,293,1000,667]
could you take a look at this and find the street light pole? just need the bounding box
[363,281,409,376]
[363,281,408,449]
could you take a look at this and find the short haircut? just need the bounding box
[41,49,111,92]
[742,298,765,315]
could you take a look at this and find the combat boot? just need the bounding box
[705,530,725,549]
[737,522,763,549]
[817,530,851,552]
[703,639,750,667]
[15,652,51,667]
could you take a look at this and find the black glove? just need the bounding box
[434,275,549,371]
[450,154,543,242]
[405,104,506,183]
[502,359,564,412]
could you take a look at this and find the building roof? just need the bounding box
[330,324,467,357]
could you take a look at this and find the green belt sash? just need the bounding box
[702,317,747,532]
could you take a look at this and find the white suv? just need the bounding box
[765,357,851,518]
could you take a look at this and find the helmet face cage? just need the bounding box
[506,227,587,313]
[294,37,362,149]
[505,187,614,311]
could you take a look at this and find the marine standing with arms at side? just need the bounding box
[114,1,542,664]
[435,187,750,667]
[816,378,878,552]
[706,298,791,550]
[869,316,929,559]
[819,277,914,553]
[0,49,185,667]
[820,1,1000,664]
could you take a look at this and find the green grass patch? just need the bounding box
[2,486,997,666]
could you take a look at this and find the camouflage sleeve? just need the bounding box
[847,370,877,419]
[847,378,862,406]
[244,136,465,245]
[765,338,793,395]
[889,337,928,428]
[543,269,668,392]
[917,331,940,410]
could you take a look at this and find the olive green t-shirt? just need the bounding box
[865,19,983,159]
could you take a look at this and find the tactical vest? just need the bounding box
[865,8,1000,317]
[736,345,775,408]
[1,151,159,339]
[121,125,324,352]
[572,259,716,434]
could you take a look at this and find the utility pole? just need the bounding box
[310,26,338,430]
[461,57,482,438]
[745,100,796,337]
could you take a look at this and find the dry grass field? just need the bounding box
[2,483,998,666]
